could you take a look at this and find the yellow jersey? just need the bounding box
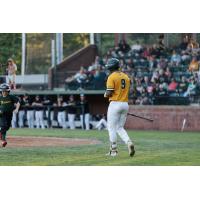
[106,71,130,102]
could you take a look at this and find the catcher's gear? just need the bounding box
[0,83,10,92]
[105,58,120,71]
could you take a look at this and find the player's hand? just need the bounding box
[13,109,19,114]
[104,92,108,98]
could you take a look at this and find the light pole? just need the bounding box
[56,33,63,64]
[90,33,94,44]
[21,33,26,75]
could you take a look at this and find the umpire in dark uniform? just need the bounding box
[0,83,20,147]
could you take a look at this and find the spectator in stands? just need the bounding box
[32,95,45,129]
[78,94,90,130]
[178,76,189,96]
[170,50,181,66]
[188,57,199,72]
[6,58,17,90]
[183,77,197,97]
[187,38,199,50]
[118,39,131,54]
[125,58,134,69]
[147,86,155,105]
[168,78,178,96]
[157,56,167,69]
[157,84,168,97]
[142,47,151,59]
[65,67,88,90]
[148,56,157,71]
[24,94,34,128]
[142,76,148,87]
[181,51,190,63]
[157,34,165,51]
[164,67,172,83]
[179,37,189,50]
[158,68,168,85]
[67,95,76,130]
[151,44,161,58]
[92,66,107,89]
[74,67,88,89]
[151,71,159,83]
[57,96,67,129]
[131,40,142,52]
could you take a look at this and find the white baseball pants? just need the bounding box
[12,112,17,128]
[68,114,76,129]
[27,110,34,128]
[58,111,67,129]
[45,110,54,121]
[80,113,90,130]
[35,111,45,129]
[18,110,25,128]
[107,101,130,144]
[96,118,107,130]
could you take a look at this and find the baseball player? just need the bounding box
[0,83,20,147]
[43,96,54,128]
[57,96,67,129]
[67,95,76,130]
[24,94,34,128]
[32,96,45,129]
[11,106,17,128]
[18,95,26,128]
[78,94,90,130]
[104,58,135,157]
[95,114,107,130]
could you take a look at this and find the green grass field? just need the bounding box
[0,128,200,166]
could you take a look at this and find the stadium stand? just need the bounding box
[61,37,200,106]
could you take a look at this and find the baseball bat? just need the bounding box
[128,113,154,122]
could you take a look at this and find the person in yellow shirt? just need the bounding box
[189,57,199,72]
[104,58,135,157]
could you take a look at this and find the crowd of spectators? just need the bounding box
[65,56,107,90]
[65,35,200,105]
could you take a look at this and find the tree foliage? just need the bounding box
[63,33,89,57]
[0,33,21,74]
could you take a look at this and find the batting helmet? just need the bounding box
[0,83,10,92]
[105,58,120,71]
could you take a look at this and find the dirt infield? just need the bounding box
[6,136,101,148]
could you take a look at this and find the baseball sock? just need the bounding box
[111,142,117,151]
[1,132,6,141]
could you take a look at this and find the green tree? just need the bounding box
[0,33,21,74]
[63,33,89,57]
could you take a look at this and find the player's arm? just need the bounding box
[14,101,20,113]
[11,95,20,113]
[13,96,20,113]
[104,75,114,98]
[104,89,114,98]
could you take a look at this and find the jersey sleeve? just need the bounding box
[11,95,19,103]
[106,75,115,91]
